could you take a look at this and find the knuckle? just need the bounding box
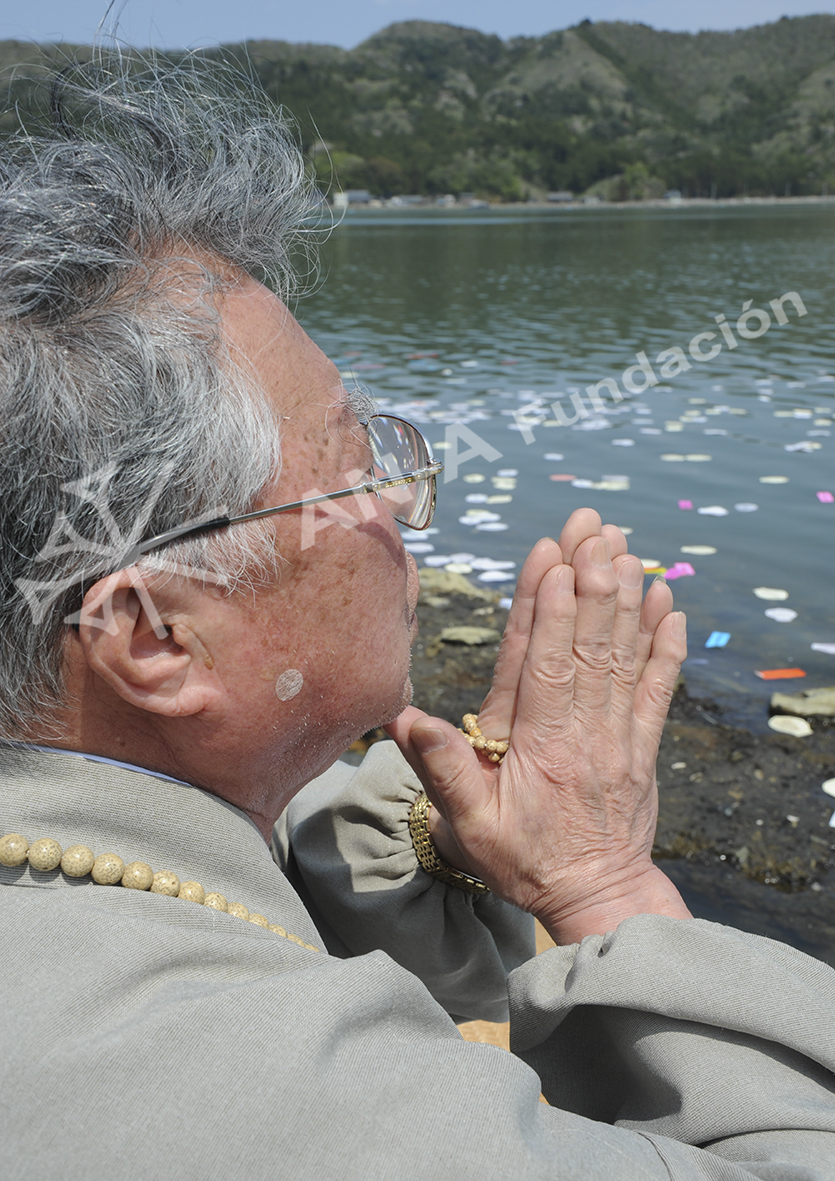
[528,658,575,693]
[611,664,637,691]
[435,759,475,799]
[611,646,637,680]
[583,577,619,602]
[643,673,676,712]
[572,642,613,674]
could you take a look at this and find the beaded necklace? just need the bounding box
[0,831,320,952]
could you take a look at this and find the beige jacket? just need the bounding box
[2,742,835,1179]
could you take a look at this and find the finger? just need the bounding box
[510,563,577,740]
[384,709,474,816]
[635,576,675,680]
[634,611,687,739]
[390,712,494,832]
[384,704,430,755]
[568,535,620,719]
[608,554,644,706]
[384,705,448,797]
[601,523,629,559]
[477,537,562,737]
[557,508,602,564]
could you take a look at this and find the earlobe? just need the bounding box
[77,570,221,717]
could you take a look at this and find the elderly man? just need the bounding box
[1,58,834,1180]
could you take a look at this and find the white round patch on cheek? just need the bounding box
[275,669,304,701]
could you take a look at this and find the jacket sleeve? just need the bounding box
[506,912,835,1177]
[272,739,535,1022]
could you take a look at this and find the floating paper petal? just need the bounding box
[764,607,798,622]
[705,632,731,648]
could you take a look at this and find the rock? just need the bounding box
[770,686,835,718]
[421,595,451,608]
[418,567,495,602]
[438,626,501,646]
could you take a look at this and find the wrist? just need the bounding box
[534,863,692,945]
[410,795,489,895]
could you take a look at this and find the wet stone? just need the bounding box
[438,626,501,646]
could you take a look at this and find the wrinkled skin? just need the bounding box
[386,509,690,945]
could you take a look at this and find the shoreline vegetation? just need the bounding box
[351,568,835,978]
[6,14,835,203]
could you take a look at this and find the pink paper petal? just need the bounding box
[665,562,696,580]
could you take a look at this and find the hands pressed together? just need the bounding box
[385,508,692,946]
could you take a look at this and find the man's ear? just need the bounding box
[75,569,223,717]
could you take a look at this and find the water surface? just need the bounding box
[299,204,835,730]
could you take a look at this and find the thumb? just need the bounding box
[386,712,490,824]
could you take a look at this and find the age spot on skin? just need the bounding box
[275,669,304,701]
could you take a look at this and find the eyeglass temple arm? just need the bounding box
[115,462,442,570]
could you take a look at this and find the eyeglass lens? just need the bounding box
[367,416,435,529]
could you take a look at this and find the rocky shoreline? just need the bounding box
[394,569,835,967]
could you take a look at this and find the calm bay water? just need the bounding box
[298,203,835,730]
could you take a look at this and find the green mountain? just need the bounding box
[4,15,835,200]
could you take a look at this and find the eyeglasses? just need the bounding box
[113,414,442,571]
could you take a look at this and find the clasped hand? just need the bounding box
[386,509,691,945]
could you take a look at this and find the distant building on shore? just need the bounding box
[332,190,372,209]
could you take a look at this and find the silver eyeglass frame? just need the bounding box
[112,414,443,572]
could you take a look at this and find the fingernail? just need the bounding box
[618,560,644,589]
[672,612,687,638]
[411,728,448,755]
[652,574,667,586]
[592,539,611,567]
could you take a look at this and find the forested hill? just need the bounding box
[4,15,835,200]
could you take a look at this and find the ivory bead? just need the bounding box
[92,853,124,884]
[473,737,487,751]
[488,752,501,763]
[27,837,62,871]
[178,880,205,905]
[485,739,498,753]
[1,828,314,947]
[60,845,95,878]
[496,741,509,754]
[151,870,180,897]
[0,833,29,867]
[463,714,477,728]
[121,861,154,890]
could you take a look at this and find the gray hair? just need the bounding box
[0,53,317,735]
